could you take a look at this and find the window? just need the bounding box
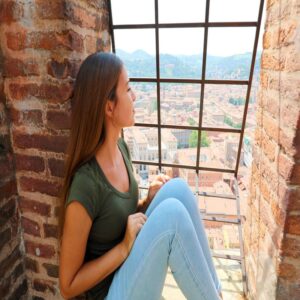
[109,0,264,188]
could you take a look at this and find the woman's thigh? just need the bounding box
[105,197,183,300]
[145,177,222,293]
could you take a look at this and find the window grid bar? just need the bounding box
[195,0,210,175]
[112,21,258,30]
[234,0,265,178]
[130,78,249,85]
[134,123,242,133]
[132,160,236,174]
[154,0,162,172]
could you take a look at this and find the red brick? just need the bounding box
[19,197,51,217]
[46,110,71,130]
[261,155,279,191]
[0,179,18,200]
[281,237,300,259]
[42,263,58,278]
[21,216,40,237]
[0,228,11,252]
[19,176,62,197]
[279,22,297,47]
[286,187,300,211]
[35,0,64,19]
[47,58,81,79]
[13,132,68,153]
[10,209,21,241]
[278,152,297,182]
[85,35,97,53]
[281,102,299,130]
[25,257,38,273]
[0,246,22,278]
[3,58,39,77]
[0,1,24,23]
[290,164,300,184]
[5,29,27,51]
[0,154,14,178]
[261,130,277,162]
[6,30,84,52]
[43,223,58,238]
[279,128,300,159]
[286,215,300,235]
[65,2,101,30]
[261,51,285,71]
[48,158,65,178]
[0,80,5,105]
[0,199,16,227]
[263,113,279,143]
[270,198,286,227]
[8,107,43,127]
[33,279,55,294]
[25,240,55,258]
[8,82,73,103]
[15,154,45,172]
[278,262,300,281]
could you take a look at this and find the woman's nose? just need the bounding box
[132,89,136,101]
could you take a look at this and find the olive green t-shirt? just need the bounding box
[65,137,139,300]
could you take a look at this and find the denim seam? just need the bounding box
[173,232,211,300]
[126,229,175,300]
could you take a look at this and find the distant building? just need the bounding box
[243,136,253,167]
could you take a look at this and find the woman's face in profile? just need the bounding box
[110,67,137,128]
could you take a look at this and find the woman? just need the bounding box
[59,52,223,300]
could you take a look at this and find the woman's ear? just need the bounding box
[105,100,115,118]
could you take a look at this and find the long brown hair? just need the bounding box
[58,52,123,240]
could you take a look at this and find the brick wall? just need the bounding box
[0,0,110,299]
[0,1,28,299]
[244,0,300,299]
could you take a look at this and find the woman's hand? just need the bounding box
[121,212,148,256]
[146,174,171,205]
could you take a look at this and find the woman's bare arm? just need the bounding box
[59,201,128,299]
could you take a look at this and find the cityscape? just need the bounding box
[120,49,261,251]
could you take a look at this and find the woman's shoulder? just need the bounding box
[72,158,99,187]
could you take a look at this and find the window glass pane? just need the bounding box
[161,128,197,167]
[132,163,150,197]
[124,127,159,162]
[159,28,203,79]
[203,84,248,129]
[159,0,206,23]
[160,83,201,126]
[209,0,261,22]
[111,0,154,25]
[132,82,157,124]
[115,29,156,78]
[198,131,241,170]
[206,27,256,80]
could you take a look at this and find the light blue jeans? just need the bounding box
[105,178,222,300]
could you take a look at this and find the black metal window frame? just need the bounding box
[107,0,265,179]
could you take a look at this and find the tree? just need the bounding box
[189,131,210,148]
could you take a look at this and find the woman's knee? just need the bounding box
[155,197,189,224]
[166,177,191,193]
[164,177,196,204]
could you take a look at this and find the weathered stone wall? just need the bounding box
[0,0,110,298]
[244,0,300,299]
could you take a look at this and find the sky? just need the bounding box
[111,0,266,57]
